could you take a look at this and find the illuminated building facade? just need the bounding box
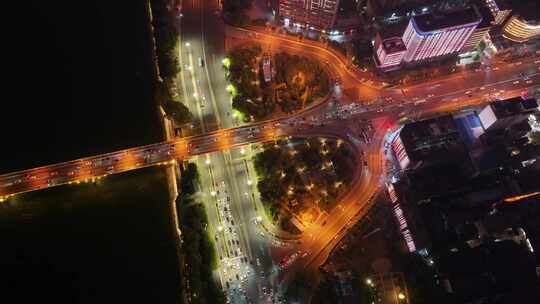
[387,183,416,252]
[277,0,340,30]
[402,7,481,63]
[374,24,407,71]
[375,7,483,70]
[502,15,540,42]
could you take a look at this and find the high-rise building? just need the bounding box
[374,28,407,70]
[375,7,483,69]
[402,7,482,62]
[277,0,340,30]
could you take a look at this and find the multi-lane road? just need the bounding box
[2,5,540,302]
[177,0,283,302]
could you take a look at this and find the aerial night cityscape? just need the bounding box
[2,0,540,303]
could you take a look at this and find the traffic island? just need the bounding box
[223,45,331,122]
[253,137,356,234]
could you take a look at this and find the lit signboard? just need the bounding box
[387,183,417,252]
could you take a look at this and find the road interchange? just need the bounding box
[2,7,540,302]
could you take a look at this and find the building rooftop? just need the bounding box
[413,6,481,32]
[382,37,407,53]
[490,97,538,118]
[399,115,466,162]
[438,240,539,303]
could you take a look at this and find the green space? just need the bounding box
[151,1,193,128]
[352,39,374,70]
[0,167,181,303]
[176,163,225,304]
[254,137,355,233]
[157,81,193,126]
[150,0,180,79]
[225,46,330,121]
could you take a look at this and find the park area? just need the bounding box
[224,45,330,121]
[253,137,356,234]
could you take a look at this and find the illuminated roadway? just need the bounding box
[3,64,538,198]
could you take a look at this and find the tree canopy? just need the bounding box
[162,100,192,125]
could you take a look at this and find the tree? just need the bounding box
[150,0,181,79]
[162,100,192,125]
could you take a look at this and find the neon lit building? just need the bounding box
[402,7,482,62]
[374,24,408,70]
[277,0,340,30]
[502,15,540,43]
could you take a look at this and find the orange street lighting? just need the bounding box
[503,191,540,203]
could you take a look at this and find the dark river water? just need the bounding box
[0,1,180,303]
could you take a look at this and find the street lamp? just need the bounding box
[205,158,211,165]
[185,42,190,47]
[398,292,406,301]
